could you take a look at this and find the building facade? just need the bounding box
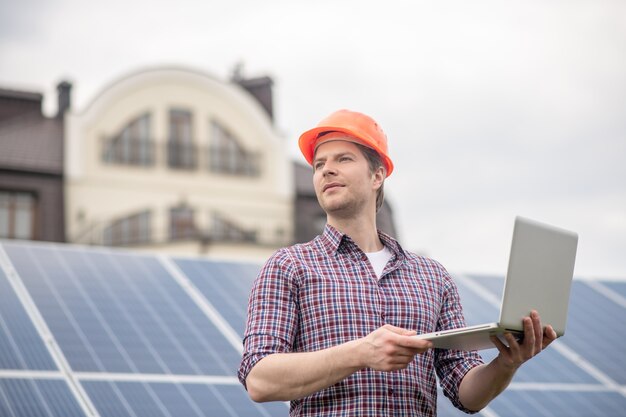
[0,84,69,242]
[64,67,293,260]
[1,66,397,259]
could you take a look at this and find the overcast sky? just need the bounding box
[1,0,625,279]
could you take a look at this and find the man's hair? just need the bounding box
[354,143,386,212]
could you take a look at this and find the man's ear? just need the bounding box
[372,166,385,190]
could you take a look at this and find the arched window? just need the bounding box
[102,210,151,246]
[209,121,260,176]
[211,212,257,243]
[103,113,152,166]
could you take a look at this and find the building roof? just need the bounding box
[0,87,43,102]
[0,113,64,175]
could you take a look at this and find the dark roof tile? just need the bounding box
[0,114,64,174]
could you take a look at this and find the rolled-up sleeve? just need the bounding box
[434,271,484,413]
[238,250,299,389]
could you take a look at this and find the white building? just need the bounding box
[64,66,293,261]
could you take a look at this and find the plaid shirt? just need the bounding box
[239,225,483,416]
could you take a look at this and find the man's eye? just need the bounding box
[314,162,324,170]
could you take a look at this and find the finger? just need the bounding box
[383,324,415,336]
[490,335,510,357]
[522,316,535,351]
[394,350,422,360]
[397,336,433,350]
[504,332,522,356]
[531,311,543,353]
[542,325,558,349]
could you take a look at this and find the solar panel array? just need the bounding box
[1,240,625,417]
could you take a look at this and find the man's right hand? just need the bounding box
[360,324,433,371]
[245,324,433,402]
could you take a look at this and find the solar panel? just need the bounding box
[173,258,259,338]
[487,390,626,417]
[456,275,601,384]
[0,265,56,371]
[0,378,87,417]
[1,239,625,417]
[601,281,626,300]
[0,241,286,417]
[82,381,287,417]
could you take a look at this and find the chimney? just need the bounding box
[56,81,72,119]
[231,63,274,122]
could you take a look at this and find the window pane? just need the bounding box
[170,206,194,240]
[0,192,35,240]
[104,113,153,166]
[0,192,9,237]
[168,109,195,169]
[14,212,32,239]
[211,212,256,243]
[209,121,259,176]
[102,210,152,246]
[169,110,192,143]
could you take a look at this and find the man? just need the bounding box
[238,109,557,416]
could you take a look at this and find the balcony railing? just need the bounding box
[73,220,288,248]
[208,147,261,177]
[101,138,261,177]
[102,138,155,166]
[167,141,198,170]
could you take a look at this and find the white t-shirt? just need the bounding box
[365,245,393,279]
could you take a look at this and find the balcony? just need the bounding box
[101,139,260,177]
[102,138,155,166]
[208,147,260,177]
[167,141,198,170]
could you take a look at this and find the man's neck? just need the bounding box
[327,215,383,253]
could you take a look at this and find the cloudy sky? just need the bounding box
[1,0,624,279]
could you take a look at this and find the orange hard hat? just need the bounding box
[298,109,394,177]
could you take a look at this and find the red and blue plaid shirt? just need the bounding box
[239,225,483,416]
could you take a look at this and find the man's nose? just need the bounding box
[322,163,337,176]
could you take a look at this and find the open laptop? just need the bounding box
[414,216,578,351]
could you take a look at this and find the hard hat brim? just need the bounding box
[298,126,394,177]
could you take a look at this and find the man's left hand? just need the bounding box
[490,310,558,371]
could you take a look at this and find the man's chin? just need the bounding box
[321,203,359,219]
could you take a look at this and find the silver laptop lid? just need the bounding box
[498,216,578,335]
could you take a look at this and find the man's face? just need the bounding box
[312,140,382,219]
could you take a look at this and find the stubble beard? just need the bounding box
[318,190,368,221]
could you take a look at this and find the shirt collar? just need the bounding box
[319,224,345,256]
[319,224,405,263]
